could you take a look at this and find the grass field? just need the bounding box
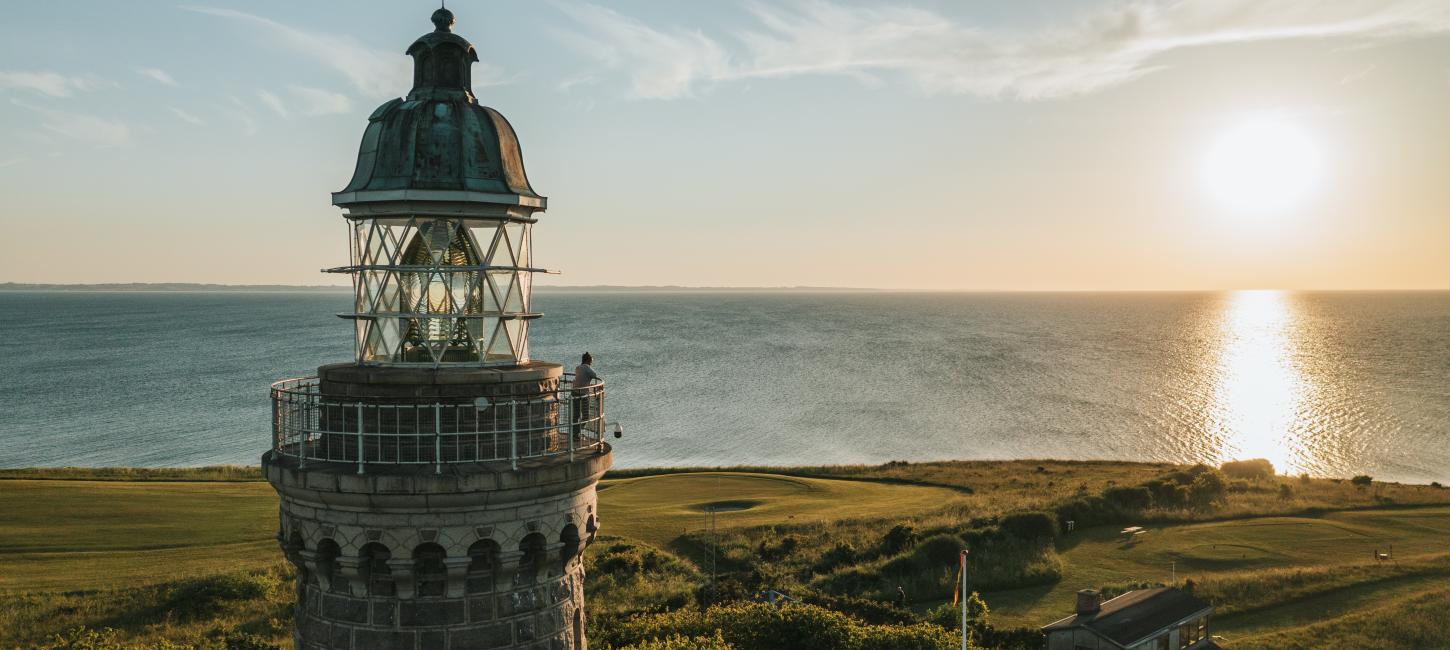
[0,480,276,592]
[599,472,972,548]
[4,462,1450,648]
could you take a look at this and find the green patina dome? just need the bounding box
[335,9,543,207]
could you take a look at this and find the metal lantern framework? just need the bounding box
[329,214,538,365]
[324,7,548,368]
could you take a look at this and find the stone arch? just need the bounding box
[316,538,342,591]
[412,542,448,598]
[467,539,501,594]
[359,542,394,597]
[517,532,548,584]
[558,523,581,571]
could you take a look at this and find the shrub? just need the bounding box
[1000,511,1058,541]
[881,525,918,556]
[1351,475,1374,487]
[618,632,734,650]
[757,535,800,562]
[812,542,858,574]
[801,592,918,625]
[1221,459,1276,480]
[1189,470,1228,508]
[1278,483,1295,500]
[1103,486,1152,511]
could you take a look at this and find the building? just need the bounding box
[262,8,612,650]
[1042,588,1217,650]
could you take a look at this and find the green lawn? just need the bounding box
[599,472,972,548]
[0,480,277,592]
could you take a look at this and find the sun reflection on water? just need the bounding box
[1210,290,1310,474]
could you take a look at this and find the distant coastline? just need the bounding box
[0,282,877,293]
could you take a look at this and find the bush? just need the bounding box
[1189,470,1228,508]
[801,592,919,625]
[1103,486,1152,511]
[925,592,989,629]
[1351,475,1374,487]
[812,542,858,574]
[618,632,734,650]
[881,525,918,556]
[1000,511,1059,541]
[1221,459,1276,480]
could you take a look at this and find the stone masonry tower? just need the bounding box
[263,8,611,649]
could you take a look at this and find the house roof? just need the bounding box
[1042,588,1212,647]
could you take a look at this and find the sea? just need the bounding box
[1,290,1447,483]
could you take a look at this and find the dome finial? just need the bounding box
[431,5,455,32]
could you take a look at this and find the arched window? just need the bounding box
[316,539,341,591]
[467,539,501,594]
[559,524,581,571]
[413,543,448,597]
[359,542,394,597]
[517,533,547,584]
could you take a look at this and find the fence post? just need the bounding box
[356,403,365,475]
[434,403,442,474]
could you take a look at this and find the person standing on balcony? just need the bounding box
[572,352,601,434]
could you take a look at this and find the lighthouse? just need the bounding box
[263,8,611,650]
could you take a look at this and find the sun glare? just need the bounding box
[1199,114,1323,215]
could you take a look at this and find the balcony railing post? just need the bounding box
[434,403,442,474]
[356,403,365,475]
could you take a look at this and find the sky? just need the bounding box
[1,0,1448,290]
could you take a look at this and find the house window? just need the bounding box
[1197,617,1207,641]
[1179,623,1193,648]
[1156,635,1170,650]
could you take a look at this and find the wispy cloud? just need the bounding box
[257,89,288,118]
[557,0,1450,100]
[288,85,352,116]
[0,156,26,169]
[184,6,406,97]
[223,96,259,136]
[11,99,130,147]
[0,71,104,97]
[168,106,206,126]
[552,4,730,100]
[136,67,179,86]
[184,6,512,98]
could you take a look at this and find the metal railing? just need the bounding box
[271,374,604,473]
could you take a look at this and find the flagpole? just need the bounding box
[960,549,969,650]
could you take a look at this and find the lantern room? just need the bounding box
[327,7,547,367]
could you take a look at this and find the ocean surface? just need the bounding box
[1,290,1447,483]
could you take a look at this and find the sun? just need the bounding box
[1198,114,1324,215]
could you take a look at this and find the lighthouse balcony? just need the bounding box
[270,375,604,472]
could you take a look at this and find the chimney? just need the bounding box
[1076,589,1103,616]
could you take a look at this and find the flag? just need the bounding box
[951,549,967,606]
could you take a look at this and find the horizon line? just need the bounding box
[3,282,1449,294]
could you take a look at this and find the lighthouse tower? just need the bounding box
[263,8,611,650]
